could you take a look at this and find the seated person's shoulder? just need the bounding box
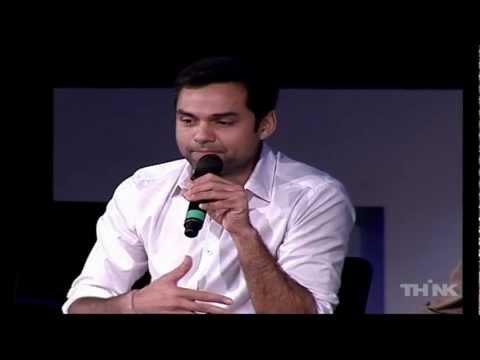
[112,159,187,199]
[275,153,347,195]
[128,159,187,189]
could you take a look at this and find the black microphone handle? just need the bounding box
[184,201,206,238]
[183,154,223,238]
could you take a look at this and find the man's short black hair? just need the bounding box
[174,57,279,131]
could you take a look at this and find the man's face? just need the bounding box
[175,83,263,177]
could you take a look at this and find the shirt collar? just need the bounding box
[177,160,194,192]
[175,143,276,203]
[244,143,275,203]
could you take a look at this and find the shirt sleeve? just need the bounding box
[62,177,148,314]
[276,180,355,314]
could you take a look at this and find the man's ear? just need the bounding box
[258,111,277,140]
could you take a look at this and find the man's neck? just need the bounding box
[223,143,263,187]
[223,166,255,187]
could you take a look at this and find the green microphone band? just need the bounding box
[186,209,206,221]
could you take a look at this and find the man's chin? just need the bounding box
[186,153,235,173]
[190,151,224,163]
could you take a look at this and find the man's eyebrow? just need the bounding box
[177,110,239,119]
[176,109,199,118]
[209,112,239,118]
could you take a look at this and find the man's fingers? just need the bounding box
[193,302,230,314]
[177,287,233,305]
[163,256,193,283]
[193,173,233,186]
[200,199,239,212]
[163,310,195,314]
[175,298,229,314]
[186,190,242,203]
[214,208,229,220]
[193,190,230,202]
[184,186,232,201]
[188,181,241,195]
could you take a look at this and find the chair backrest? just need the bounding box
[335,256,373,314]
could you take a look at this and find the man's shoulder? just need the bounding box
[273,150,355,221]
[133,158,186,180]
[275,151,344,192]
[122,158,187,191]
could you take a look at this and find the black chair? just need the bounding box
[335,256,373,314]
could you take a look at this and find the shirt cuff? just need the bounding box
[62,285,117,314]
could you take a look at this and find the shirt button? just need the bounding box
[206,249,213,255]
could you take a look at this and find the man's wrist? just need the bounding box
[230,226,258,242]
[125,289,138,314]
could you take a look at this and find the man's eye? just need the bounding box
[180,118,193,124]
[217,120,233,126]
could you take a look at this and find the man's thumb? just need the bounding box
[166,256,193,282]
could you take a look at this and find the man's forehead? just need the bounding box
[177,83,247,109]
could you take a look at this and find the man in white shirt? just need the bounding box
[63,57,355,314]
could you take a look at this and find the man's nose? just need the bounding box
[193,123,216,144]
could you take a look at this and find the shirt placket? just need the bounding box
[195,216,222,290]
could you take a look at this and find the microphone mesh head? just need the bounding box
[192,154,223,180]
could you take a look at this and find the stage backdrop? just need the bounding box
[54,88,462,314]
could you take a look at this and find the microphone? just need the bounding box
[184,154,223,238]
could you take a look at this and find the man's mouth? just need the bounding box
[191,150,222,155]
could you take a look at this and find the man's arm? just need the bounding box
[68,293,135,314]
[231,227,317,314]
[184,173,325,314]
[185,173,354,314]
[67,256,233,314]
[63,176,233,315]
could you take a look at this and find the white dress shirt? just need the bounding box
[62,143,355,314]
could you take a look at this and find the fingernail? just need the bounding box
[225,298,233,305]
[199,203,205,210]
